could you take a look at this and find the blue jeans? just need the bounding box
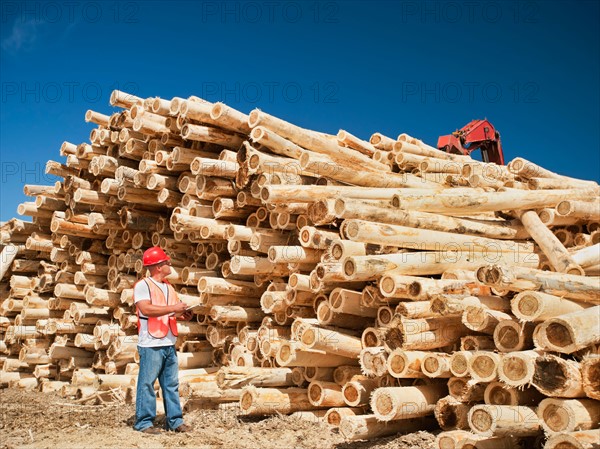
[134,345,184,431]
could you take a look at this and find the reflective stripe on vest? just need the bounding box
[135,278,179,339]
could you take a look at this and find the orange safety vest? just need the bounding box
[135,278,179,338]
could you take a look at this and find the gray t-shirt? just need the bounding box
[134,278,177,348]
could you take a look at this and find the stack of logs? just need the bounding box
[1,90,599,448]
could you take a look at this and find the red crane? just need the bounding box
[437,119,505,165]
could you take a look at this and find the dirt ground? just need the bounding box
[0,389,436,449]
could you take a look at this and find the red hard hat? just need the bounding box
[142,247,170,266]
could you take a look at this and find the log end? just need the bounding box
[467,406,494,436]
[239,386,257,414]
[469,352,499,383]
[342,383,360,407]
[532,355,576,397]
[498,354,535,386]
[247,109,261,128]
[513,292,542,321]
[307,382,323,407]
[387,351,408,378]
[449,352,470,378]
[538,399,572,433]
[370,388,395,421]
[494,320,530,353]
[484,382,516,406]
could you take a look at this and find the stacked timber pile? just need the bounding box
[1,90,599,447]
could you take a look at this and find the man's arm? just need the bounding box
[137,300,188,317]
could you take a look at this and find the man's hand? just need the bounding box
[172,302,189,316]
[177,309,193,321]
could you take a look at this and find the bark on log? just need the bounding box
[300,326,363,359]
[239,386,321,415]
[276,342,357,367]
[477,265,600,303]
[343,218,532,253]
[344,251,539,281]
[339,415,437,441]
[393,188,597,214]
[517,209,583,275]
[511,291,591,322]
[216,367,294,389]
[581,357,600,401]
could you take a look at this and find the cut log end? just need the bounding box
[422,356,440,376]
[308,383,322,404]
[278,344,292,363]
[470,352,499,382]
[379,276,395,295]
[436,431,473,449]
[342,384,359,405]
[494,321,531,352]
[514,292,542,319]
[498,353,536,386]
[239,388,255,412]
[247,110,261,128]
[545,322,574,349]
[484,383,514,406]
[450,352,470,377]
[469,408,494,435]
[387,352,406,377]
[540,402,570,433]
[324,409,343,426]
[343,259,356,277]
[373,391,394,418]
[361,328,382,348]
[532,356,580,397]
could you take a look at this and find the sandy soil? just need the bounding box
[0,389,437,449]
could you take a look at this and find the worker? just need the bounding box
[133,246,193,434]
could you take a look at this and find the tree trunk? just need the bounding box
[517,209,583,275]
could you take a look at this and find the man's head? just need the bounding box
[142,247,172,276]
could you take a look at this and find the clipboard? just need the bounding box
[185,304,204,312]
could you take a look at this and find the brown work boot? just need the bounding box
[140,426,161,435]
[173,423,192,433]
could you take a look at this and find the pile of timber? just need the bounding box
[1,90,599,447]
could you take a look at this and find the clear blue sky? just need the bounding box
[1,0,599,220]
